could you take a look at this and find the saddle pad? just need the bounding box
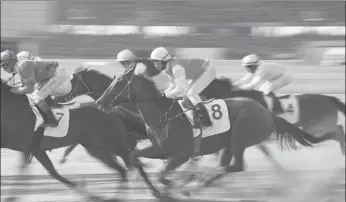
[26,95,70,138]
[178,99,230,138]
[263,94,300,124]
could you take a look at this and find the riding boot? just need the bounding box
[36,100,59,127]
[268,92,284,114]
[193,134,202,159]
[195,102,212,127]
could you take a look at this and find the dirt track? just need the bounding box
[1,141,345,202]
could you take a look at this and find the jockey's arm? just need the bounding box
[164,65,189,98]
[134,62,149,77]
[10,63,35,94]
[164,81,176,94]
[233,73,253,86]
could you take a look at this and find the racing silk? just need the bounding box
[164,58,210,98]
[134,58,160,77]
[240,63,286,90]
[11,60,58,94]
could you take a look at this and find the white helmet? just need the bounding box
[17,51,35,61]
[150,47,171,62]
[34,56,42,61]
[242,54,260,67]
[117,49,136,62]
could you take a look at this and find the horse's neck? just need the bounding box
[118,103,139,113]
[136,99,177,127]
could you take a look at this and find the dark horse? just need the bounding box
[60,67,345,156]
[54,66,148,163]
[1,79,136,201]
[96,68,320,199]
[202,77,345,154]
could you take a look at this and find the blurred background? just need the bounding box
[1,1,345,201]
[1,0,345,65]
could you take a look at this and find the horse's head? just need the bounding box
[55,67,113,102]
[98,67,160,105]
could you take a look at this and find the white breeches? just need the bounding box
[31,68,71,103]
[258,71,292,95]
[186,64,217,105]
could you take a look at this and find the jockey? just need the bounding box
[1,49,72,127]
[116,49,137,70]
[149,47,216,128]
[235,54,293,114]
[17,51,42,61]
[116,49,160,77]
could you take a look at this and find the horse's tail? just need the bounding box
[272,115,316,150]
[327,95,345,115]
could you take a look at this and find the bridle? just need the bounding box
[63,70,93,102]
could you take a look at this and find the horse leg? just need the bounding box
[183,149,244,197]
[60,143,78,164]
[257,143,297,198]
[129,145,164,198]
[207,149,244,187]
[82,145,129,189]
[336,125,345,155]
[158,154,190,187]
[326,125,345,155]
[257,143,287,177]
[31,148,102,201]
[4,152,32,202]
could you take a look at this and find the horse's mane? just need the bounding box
[134,73,160,95]
[85,69,113,82]
[86,69,111,79]
[216,76,235,88]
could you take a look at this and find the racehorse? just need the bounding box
[201,77,345,154]
[53,67,148,163]
[97,68,319,199]
[60,68,345,156]
[1,79,136,201]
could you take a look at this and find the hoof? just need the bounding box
[4,196,19,202]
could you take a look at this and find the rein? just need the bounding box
[63,72,93,101]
